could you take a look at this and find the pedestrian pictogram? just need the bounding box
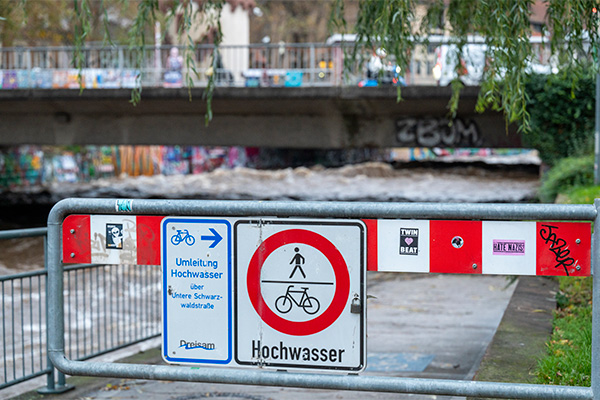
[235,219,366,372]
[289,247,306,279]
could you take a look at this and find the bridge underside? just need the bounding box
[0,87,520,149]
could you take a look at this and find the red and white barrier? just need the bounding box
[365,219,590,276]
[62,214,162,266]
[63,215,591,276]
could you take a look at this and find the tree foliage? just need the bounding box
[524,71,596,165]
[332,0,600,132]
[0,0,75,46]
[0,0,140,46]
[2,0,599,128]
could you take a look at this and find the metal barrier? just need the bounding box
[0,227,161,393]
[46,198,599,400]
[0,228,55,392]
[62,264,161,364]
[0,268,51,390]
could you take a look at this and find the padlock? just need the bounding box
[350,294,361,314]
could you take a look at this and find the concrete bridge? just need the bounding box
[0,86,521,149]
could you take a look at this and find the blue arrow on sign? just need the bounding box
[201,228,223,248]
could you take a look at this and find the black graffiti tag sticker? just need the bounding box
[536,222,591,276]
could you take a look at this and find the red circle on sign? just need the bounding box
[247,229,350,336]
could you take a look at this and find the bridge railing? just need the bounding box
[0,43,349,89]
[0,39,554,90]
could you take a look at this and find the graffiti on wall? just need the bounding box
[396,117,482,147]
[0,146,45,187]
[0,145,253,189]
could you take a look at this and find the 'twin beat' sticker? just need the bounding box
[399,228,419,256]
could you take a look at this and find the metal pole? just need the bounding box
[37,233,73,394]
[40,235,56,394]
[595,73,600,185]
[310,44,315,85]
[592,199,600,400]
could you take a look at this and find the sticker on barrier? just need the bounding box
[367,219,591,276]
[62,214,162,265]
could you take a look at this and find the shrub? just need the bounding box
[538,155,594,203]
[523,72,595,166]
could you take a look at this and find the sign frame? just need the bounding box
[161,217,233,366]
[233,219,367,372]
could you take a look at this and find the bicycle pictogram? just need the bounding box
[171,229,195,246]
[275,285,320,315]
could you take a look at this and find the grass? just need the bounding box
[562,185,600,205]
[535,186,594,387]
[536,277,592,386]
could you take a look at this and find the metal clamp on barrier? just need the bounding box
[47,198,600,400]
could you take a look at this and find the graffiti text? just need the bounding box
[396,117,482,147]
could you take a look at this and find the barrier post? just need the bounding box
[37,235,73,395]
[593,199,600,400]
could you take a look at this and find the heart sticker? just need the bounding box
[405,237,414,245]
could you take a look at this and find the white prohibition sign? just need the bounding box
[235,219,366,372]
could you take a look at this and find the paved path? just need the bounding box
[9,273,517,400]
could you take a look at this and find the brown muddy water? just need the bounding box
[51,161,538,202]
[0,162,540,274]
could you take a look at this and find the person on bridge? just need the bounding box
[164,47,183,88]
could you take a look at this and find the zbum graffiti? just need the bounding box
[396,117,482,147]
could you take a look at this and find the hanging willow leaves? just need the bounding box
[477,0,534,132]
[64,0,600,132]
[73,0,92,91]
[354,0,417,101]
[198,0,225,125]
[127,0,160,105]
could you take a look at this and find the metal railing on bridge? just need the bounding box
[0,227,161,394]
[0,43,356,89]
[0,38,554,90]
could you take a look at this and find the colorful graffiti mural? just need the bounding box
[0,145,250,189]
[0,145,537,189]
[0,68,140,90]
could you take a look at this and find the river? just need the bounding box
[0,161,539,274]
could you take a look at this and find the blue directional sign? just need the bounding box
[161,217,232,365]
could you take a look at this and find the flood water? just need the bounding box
[53,162,539,203]
[0,161,539,274]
